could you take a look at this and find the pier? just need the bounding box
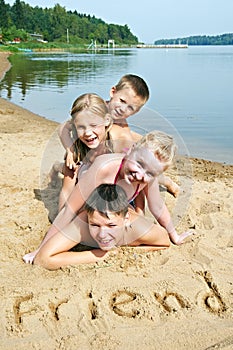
[136,44,188,49]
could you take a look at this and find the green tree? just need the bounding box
[3,1,139,45]
[0,0,11,29]
[3,25,28,41]
[49,4,69,41]
[11,0,25,29]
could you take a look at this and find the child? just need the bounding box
[23,130,192,267]
[33,184,170,270]
[58,74,179,197]
[57,92,134,210]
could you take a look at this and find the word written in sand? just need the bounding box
[6,271,231,337]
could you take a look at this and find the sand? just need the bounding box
[0,51,233,350]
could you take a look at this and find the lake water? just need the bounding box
[1,46,233,164]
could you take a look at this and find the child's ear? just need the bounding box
[124,211,130,225]
[109,86,116,98]
[125,143,136,155]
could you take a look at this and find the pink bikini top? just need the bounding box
[114,158,140,203]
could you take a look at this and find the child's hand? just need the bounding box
[23,250,38,264]
[65,148,76,169]
[169,230,195,245]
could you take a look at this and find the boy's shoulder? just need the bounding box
[110,124,134,151]
[110,123,131,137]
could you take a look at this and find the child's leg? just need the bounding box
[59,165,78,211]
[158,174,180,198]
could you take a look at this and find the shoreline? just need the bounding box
[0,51,12,80]
[0,51,233,349]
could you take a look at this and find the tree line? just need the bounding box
[0,0,138,45]
[154,33,233,46]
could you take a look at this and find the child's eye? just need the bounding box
[90,223,99,227]
[147,172,155,178]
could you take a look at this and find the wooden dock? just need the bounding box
[137,44,188,49]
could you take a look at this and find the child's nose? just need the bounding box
[98,227,108,238]
[120,104,127,114]
[135,171,145,182]
[84,128,92,135]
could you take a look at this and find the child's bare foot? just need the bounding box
[49,162,64,187]
[23,250,38,264]
[167,182,180,198]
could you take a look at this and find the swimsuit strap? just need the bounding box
[114,157,140,202]
[114,157,125,184]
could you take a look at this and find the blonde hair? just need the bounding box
[115,74,149,104]
[71,93,109,120]
[136,130,177,167]
[70,93,113,162]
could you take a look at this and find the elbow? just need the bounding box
[161,227,171,248]
[165,239,171,248]
[34,251,59,271]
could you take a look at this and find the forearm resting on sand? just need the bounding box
[23,206,76,264]
[155,204,193,245]
[34,248,111,270]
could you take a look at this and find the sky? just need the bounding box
[6,0,233,43]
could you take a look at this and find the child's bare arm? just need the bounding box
[59,121,74,149]
[134,190,146,215]
[58,121,76,169]
[145,179,193,245]
[34,231,111,270]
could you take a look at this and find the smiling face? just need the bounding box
[88,211,129,250]
[108,87,145,122]
[73,110,109,149]
[122,146,165,185]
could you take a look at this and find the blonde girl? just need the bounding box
[59,93,113,209]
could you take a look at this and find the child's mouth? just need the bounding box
[85,136,97,144]
[98,238,113,246]
[114,110,122,118]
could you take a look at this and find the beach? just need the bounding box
[0,51,233,349]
